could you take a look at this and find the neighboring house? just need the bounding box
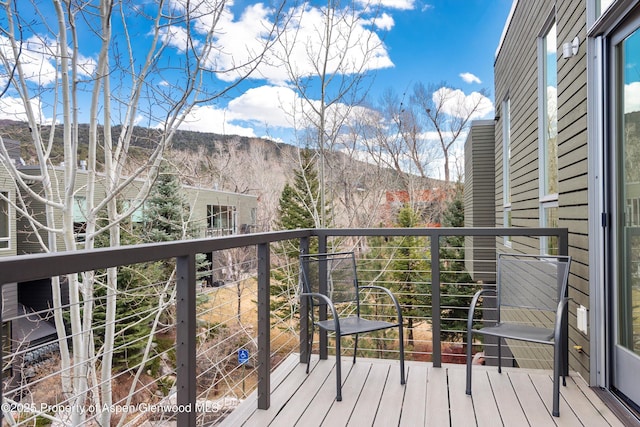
[0,148,18,374]
[15,166,259,253]
[184,185,258,237]
[5,163,258,364]
[465,0,640,415]
[384,188,449,226]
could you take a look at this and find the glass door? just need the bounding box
[611,14,640,406]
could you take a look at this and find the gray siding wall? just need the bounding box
[464,120,496,283]
[1,166,18,320]
[494,0,589,378]
[16,167,258,254]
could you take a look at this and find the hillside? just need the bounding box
[0,120,430,229]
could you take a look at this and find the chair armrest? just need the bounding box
[467,288,496,332]
[360,285,403,325]
[300,292,342,335]
[553,297,571,343]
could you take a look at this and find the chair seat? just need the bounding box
[476,323,554,344]
[316,316,399,336]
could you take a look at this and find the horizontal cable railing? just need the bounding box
[0,228,568,426]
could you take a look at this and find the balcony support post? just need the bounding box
[318,235,328,360]
[176,254,197,426]
[431,234,442,367]
[299,237,310,363]
[258,243,271,409]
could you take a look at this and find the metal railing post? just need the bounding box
[299,237,310,363]
[318,235,328,360]
[257,243,271,409]
[176,254,196,426]
[431,232,442,367]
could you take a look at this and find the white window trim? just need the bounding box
[504,204,512,248]
[538,16,558,202]
[0,191,11,251]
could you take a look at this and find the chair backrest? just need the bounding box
[497,253,571,324]
[299,252,359,304]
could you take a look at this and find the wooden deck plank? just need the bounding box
[528,372,583,426]
[572,376,627,427]
[486,369,529,426]
[218,353,301,427]
[508,370,556,426]
[425,366,449,426]
[399,363,428,426]
[559,376,620,427]
[221,357,629,427]
[447,365,477,427]
[372,363,407,427]
[266,358,336,426]
[346,362,390,427]
[468,369,502,426]
[244,358,333,426]
[301,361,357,426]
[322,361,372,426]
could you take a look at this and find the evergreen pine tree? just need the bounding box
[439,186,477,343]
[392,204,429,347]
[273,149,328,320]
[143,164,194,242]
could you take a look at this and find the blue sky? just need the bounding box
[0,0,515,145]
[195,0,516,142]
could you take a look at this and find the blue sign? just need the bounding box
[238,349,249,365]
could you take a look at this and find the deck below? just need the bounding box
[220,354,629,426]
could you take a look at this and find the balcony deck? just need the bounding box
[220,354,625,427]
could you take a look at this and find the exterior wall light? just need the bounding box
[562,36,580,59]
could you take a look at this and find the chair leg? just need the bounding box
[398,324,406,385]
[466,329,473,395]
[336,335,342,401]
[306,323,314,374]
[553,342,561,417]
[353,334,358,364]
[497,337,502,374]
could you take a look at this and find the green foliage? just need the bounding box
[273,148,330,323]
[439,187,478,342]
[89,166,205,373]
[276,148,329,236]
[391,205,430,347]
[142,163,195,243]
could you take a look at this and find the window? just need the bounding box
[503,97,512,246]
[539,20,559,255]
[0,192,9,249]
[598,0,614,16]
[207,205,236,235]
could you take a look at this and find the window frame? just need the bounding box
[502,96,512,247]
[538,15,560,255]
[0,191,10,251]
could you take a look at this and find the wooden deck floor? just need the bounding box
[220,354,627,427]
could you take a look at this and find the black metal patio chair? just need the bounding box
[465,253,572,417]
[299,251,406,401]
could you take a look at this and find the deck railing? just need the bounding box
[0,227,568,426]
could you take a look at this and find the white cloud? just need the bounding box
[0,96,49,123]
[626,81,640,113]
[0,35,96,86]
[433,87,494,120]
[178,104,256,137]
[158,26,199,52]
[167,2,394,85]
[370,13,395,30]
[227,85,299,128]
[357,0,416,10]
[460,72,481,84]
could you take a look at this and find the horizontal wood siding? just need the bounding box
[464,121,496,283]
[494,0,590,379]
[557,0,589,380]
